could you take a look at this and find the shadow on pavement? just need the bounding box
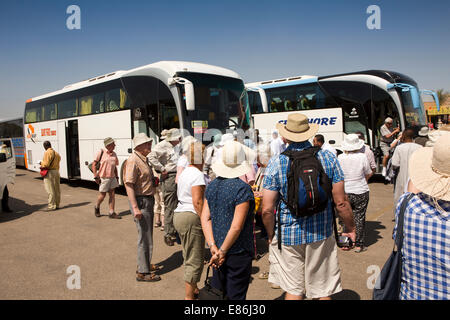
[331,289,361,300]
[59,202,90,210]
[154,250,183,275]
[0,197,47,223]
[365,221,386,247]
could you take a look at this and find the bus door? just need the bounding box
[57,121,68,179]
[67,120,80,178]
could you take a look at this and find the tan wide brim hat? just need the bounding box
[212,141,252,179]
[133,133,153,149]
[104,137,115,147]
[409,135,450,201]
[166,128,181,142]
[276,113,319,142]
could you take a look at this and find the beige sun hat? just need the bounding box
[212,141,252,179]
[218,133,235,146]
[133,133,153,149]
[409,135,450,201]
[341,134,365,152]
[166,128,181,142]
[160,129,169,140]
[276,113,319,142]
[104,137,115,147]
[418,126,429,137]
[181,135,198,154]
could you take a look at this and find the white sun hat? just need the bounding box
[212,141,252,179]
[133,133,153,149]
[181,135,198,154]
[218,133,235,146]
[409,135,450,201]
[166,128,182,142]
[341,134,365,152]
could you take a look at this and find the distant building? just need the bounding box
[424,99,449,127]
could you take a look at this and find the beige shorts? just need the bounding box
[99,177,119,193]
[380,142,391,157]
[268,235,342,298]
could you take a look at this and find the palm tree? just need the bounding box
[436,89,449,105]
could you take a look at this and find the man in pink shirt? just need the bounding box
[93,137,121,219]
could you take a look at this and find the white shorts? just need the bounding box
[268,235,342,298]
[99,177,119,193]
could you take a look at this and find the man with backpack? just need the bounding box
[261,113,356,300]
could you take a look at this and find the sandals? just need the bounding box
[136,272,161,282]
[258,271,269,279]
[355,247,367,253]
[154,222,162,228]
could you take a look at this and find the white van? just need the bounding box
[0,138,16,202]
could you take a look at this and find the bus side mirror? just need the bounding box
[184,81,195,111]
[169,77,195,111]
[0,153,6,163]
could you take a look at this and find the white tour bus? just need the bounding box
[246,70,437,171]
[24,61,251,183]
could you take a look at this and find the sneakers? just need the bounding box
[164,235,174,246]
[109,212,122,219]
[258,272,269,280]
[136,272,161,282]
[382,167,387,177]
[94,206,101,218]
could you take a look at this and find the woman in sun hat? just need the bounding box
[201,140,255,300]
[394,135,450,300]
[338,134,373,253]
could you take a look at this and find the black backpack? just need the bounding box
[276,147,332,250]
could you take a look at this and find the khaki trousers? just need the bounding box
[44,170,61,210]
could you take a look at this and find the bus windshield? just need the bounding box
[399,86,427,128]
[177,72,251,134]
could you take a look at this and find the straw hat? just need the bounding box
[212,141,252,179]
[409,135,450,201]
[104,137,115,147]
[276,113,319,142]
[166,128,181,142]
[341,134,365,152]
[418,126,429,137]
[160,129,169,140]
[133,133,153,149]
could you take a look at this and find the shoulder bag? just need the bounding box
[40,151,56,177]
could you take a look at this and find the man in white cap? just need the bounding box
[124,133,162,282]
[93,137,121,219]
[148,128,182,246]
[414,126,429,147]
[261,113,356,301]
[380,117,400,176]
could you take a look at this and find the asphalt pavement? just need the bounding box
[0,169,397,300]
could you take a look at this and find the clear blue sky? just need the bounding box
[1,0,449,119]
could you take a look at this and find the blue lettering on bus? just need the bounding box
[278,117,338,126]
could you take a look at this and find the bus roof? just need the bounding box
[318,70,418,86]
[245,75,317,90]
[27,61,242,103]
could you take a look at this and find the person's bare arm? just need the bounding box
[332,181,356,245]
[261,189,278,244]
[191,185,205,216]
[200,200,219,258]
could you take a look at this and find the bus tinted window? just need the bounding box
[247,91,263,114]
[42,103,57,121]
[58,98,78,118]
[25,107,41,123]
[158,81,179,130]
[79,93,105,115]
[106,88,129,112]
[266,83,335,113]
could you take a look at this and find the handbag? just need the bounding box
[373,193,414,300]
[40,151,56,177]
[198,265,227,300]
[87,149,104,173]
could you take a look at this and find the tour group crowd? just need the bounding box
[32,112,450,300]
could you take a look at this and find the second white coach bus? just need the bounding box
[246,70,437,169]
[24,61,251,183]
